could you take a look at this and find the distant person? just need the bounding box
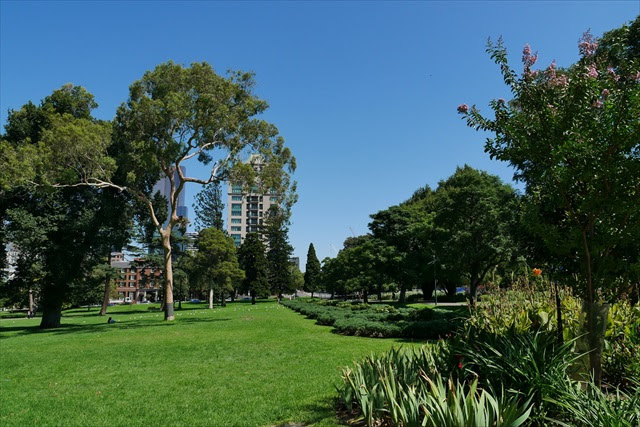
[107,317,115,324]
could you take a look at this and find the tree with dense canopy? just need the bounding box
[237,233,270,304]
[458,18,640,382]
[192,228,244,309]
[0,85,132,328]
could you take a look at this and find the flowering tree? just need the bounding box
[458,18,640,382]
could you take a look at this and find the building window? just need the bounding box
[231,203,242,209]
[270,196,278,202]
[231,218,241,224]
[231,195,242,201]
[231,226,241,232]
[232,185,242,194]
[231,211,242,217]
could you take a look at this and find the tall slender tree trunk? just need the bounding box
[251,290,256,305]
[209,288,214,309]
[28,289,35,316]
[363,290,368,304]
[162,231,175,321]
[554,281,564,345]
[99,260,112,316]
[220,291,226,307]
[581,229,603,384]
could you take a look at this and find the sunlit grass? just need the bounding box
[1,301,416,426]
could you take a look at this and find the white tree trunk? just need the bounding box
[209,288,214,309]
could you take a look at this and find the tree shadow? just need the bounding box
[0,316,231,338]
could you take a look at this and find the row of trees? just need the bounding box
[317,165,521,304]
[1,61,296,328]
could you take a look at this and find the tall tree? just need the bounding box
[237,233,269,304]
[431,166,519,304]
[193,182,224,231]
[192,228,244,309]
[1,85,132,328]
[304,243,321,298]
[458,18,640,381]
[265,207,294,298]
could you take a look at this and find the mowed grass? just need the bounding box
[1,301,418,426]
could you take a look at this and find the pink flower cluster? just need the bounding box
[607,67,620,82]
[587,63,598,79]
[457,104,469,113]
[579,30,598,57]
[601,89,610,99]
[522,44,538,70]
[593,100,603,109]
[549,74,568,88]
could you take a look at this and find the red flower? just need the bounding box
[458,362,463,369]
[532,268,542,276]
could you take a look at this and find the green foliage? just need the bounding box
[191,228,244,298]
[338,345,532,426]
[237,233,270,302]
[264,206,294,297]
[193,182,224,232]
[467,285,640,388]
[546,379,640,426]
[303,243,321,295]
[282,299,462,339]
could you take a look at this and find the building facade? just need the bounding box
[111,256,163,303]
[226,156,278,247]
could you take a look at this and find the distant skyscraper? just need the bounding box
[227,155,278,247]
[152,166,188,225]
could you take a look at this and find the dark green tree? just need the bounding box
[193,182,224,231]
[265,207,294,299]
[237,233,270,304]
[1,85,132,327]
[431,166,519,304]
[303,243,321,298]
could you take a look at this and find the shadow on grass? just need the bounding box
[0,316,231,338]
[282,398,340,426]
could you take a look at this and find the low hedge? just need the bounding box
[282,299,462,339]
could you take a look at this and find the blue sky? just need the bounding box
[1,1,638,268]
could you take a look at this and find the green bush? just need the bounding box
[282,299,464,339]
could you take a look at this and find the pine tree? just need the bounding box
[193,182,224,232]
[238,233,269,304]
[264,207,294,299]
[304,243,321,298]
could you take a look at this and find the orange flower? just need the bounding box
[532,268,542,276]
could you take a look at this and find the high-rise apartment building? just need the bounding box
[227,156,278,247]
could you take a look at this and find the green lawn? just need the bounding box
[1,301,418,426]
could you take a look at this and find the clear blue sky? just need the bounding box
[2,1,638,268]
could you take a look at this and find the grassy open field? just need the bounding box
[1,301,419,426]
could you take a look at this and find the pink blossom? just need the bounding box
[457,104,469,113]
[522,43,538,69]
[550,74,569,88]
[587,63,598,79]
[607,67,620,82]
[593,100,603,108]
[579,30,598,56]
[601,89,610,99]
[636,71,640,82]
[498,98,506,104]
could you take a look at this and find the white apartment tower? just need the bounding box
[227,155,278,247]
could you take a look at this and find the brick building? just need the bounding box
[111,254,163,303]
